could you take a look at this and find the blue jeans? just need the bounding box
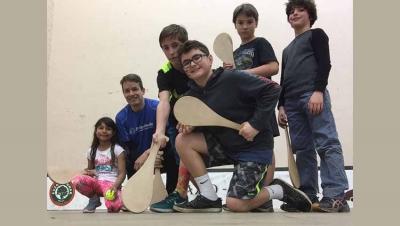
[285,90,348,199]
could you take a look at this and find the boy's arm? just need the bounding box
[311,28,331,92]
[237,74,281,132]
[245,61,279,78]
[153,90,171,147]
[246,38,279,77]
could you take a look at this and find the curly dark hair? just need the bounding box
[285,0,317,27]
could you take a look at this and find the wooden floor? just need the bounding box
[47,209,353,226]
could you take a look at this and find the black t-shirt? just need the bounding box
[157,61,190,122]
[234,37,278,79]
[234,37,280,136]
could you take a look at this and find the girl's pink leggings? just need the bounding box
[72,175,123,212]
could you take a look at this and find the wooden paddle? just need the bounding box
[47,167,81,184]
[150,168,168,205]
[173,96,241,130]
[121,141,168,213]
[284,126,301,188]
[213,32,235,66]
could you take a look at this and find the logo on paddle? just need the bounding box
[49,182,75,206]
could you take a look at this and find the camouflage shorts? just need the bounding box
[202,132,268,200]
[227,162,268,200]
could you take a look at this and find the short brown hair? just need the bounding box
[120,74,144,90]
[159,24,188,47]
[232,3,259,24]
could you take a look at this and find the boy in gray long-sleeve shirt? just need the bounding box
[278,0,349,213]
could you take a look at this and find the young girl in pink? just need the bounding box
[72,117,126,213]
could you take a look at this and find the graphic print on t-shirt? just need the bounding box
[234,47,255,70]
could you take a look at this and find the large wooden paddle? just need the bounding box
[121,141,167,213]
[173,96,241,130]
[284,126,301,188]
[48,142,85,184]
[47,168,82,184]
[213,32,235,66]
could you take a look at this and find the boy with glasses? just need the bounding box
[172,40,312,213]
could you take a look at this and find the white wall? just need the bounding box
[47,0,353,169]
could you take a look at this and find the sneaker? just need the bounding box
[252,200,274,212]
[222,204,231,211]
[150,191,187,213]
[173,195,222,213]
[281,199,320,212]
[345,189,353,202]
[271,178,311,212]
[83,196,101,213]
[318,197,350,213]
[222,200,273,213]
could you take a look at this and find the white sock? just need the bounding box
[265,184,283,200]
[194,174,218,201]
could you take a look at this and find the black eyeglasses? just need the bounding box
[181,54,208,69]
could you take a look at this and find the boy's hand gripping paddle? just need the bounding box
[213,32,235,66]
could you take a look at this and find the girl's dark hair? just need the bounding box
[286,0,317,27]
[89,117,119,169]
[232,3,259,24]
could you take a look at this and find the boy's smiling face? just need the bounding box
[181,49,213,85]
[288,7,311,30]
[234,14,257,43]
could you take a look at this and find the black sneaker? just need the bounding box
[319,197,350,213]
[173,195,222,213]
[222,201,273,213]
[252,200,274,212]
[281,200,320,212]
[345,189,353,202]
[222,204,231,211]
[271,178,311,212]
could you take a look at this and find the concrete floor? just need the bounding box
[47,209,353,226]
